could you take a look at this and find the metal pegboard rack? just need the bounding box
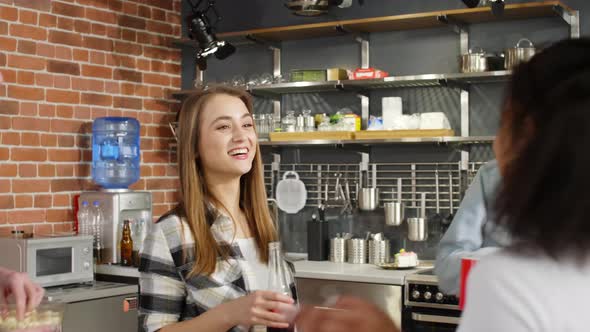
[271,163,361,209]
[263,161,486,213]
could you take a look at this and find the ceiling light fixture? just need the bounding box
[186,0,235,70]
[462,0,505,16]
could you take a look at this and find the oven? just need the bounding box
[403,269,461,332]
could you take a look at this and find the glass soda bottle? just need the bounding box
[120,219,133,266]
[267,242,297,332]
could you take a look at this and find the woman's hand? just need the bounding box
[295,296,399,332]
[0,267,45,320]
[223,290,296,329]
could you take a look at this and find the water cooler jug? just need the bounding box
[92,117,140,189]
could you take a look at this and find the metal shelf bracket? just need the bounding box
[553,5,580,39]
[438,14,469,55]
[245,34,282,50]
[444,79,469,91]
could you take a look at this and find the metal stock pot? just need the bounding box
[505,38,536,69]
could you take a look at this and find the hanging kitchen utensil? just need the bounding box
[430,170,443,235]
[359,187,379,211]
[359,164,379,211]
[371,164,377,189]
[408,193,428,241]
[442,171,455,231]
[341,172,353,215]
[385,178,404,226]
[275,171,307,214]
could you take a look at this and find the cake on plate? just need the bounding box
[394,249,418,267]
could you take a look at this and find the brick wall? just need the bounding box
[0,0,182,236]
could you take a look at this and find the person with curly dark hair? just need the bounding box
[458,37,590,331]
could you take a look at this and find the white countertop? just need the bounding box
[45,281,138,303]
[294,260,432,285]
[96,259,432,286]
[96,264,140,278]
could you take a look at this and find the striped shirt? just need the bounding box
[138,207,295,332]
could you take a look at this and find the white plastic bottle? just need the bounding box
[77,201,90,236]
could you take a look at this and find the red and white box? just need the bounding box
[351,67,389,80]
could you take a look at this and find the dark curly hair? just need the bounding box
[496,38,590,262]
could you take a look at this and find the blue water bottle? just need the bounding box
[92,117,140,189]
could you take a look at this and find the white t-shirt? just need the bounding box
[458,250,590,332]
[237,238,269,291]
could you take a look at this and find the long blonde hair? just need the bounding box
[176,85,277,276]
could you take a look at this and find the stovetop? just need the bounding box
[405,267,438,284]
[404,267,460,309]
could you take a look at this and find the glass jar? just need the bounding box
[282,110,296,132]
[318,117,332,132]
[296,113,305,132]
[302,109,315,132]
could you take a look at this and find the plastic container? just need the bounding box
[0,302,64,332]
[92,117,140,189]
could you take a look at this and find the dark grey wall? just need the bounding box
[179,0,587,256]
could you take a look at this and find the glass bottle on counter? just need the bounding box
[267,242,297,332]
[120,219,133,267]
[132,218,147,267]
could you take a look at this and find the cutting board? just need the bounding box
[354,129,455,140]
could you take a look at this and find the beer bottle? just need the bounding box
[120,219,133,267]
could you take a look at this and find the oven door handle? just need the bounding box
[411,313,460,325]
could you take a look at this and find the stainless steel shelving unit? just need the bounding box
[171,1,578,180]
[258,136,495,147]
[172,71,513,98]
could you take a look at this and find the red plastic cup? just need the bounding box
[459,256,479,310]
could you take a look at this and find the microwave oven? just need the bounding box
[0,235,94,287]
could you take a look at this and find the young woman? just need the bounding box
[139,86,296,332]
[296,37,590,332]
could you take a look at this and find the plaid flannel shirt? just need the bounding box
[138,207,295,332]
